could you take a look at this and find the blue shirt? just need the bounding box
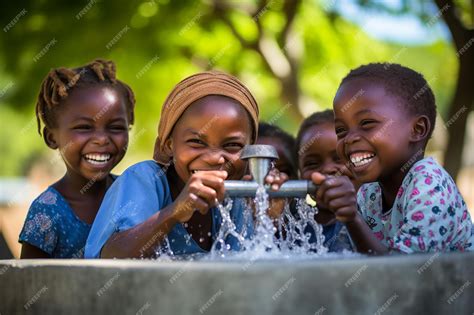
[85,161,252,258]
[302,220,353,253]
[19,186,91,258]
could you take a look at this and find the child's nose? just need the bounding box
[321,163,339,176]
[203,149,226,165]
[92,131,110,146]
[344,131,361,145]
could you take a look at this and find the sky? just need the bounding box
[333,0,451,44]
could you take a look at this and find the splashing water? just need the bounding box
[152,185,354,262]
[209,184,329,260]
[210,198,246,258]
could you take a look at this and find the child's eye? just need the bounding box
[109,125,128,132]
[224,142,244,152]
[335,126,347,138]
[187,139,205,146]
[73,125,92,131]
[360,120,377,128]
[304,160,320,169]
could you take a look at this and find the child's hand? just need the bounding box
[173,170,227,223]
[311,172,357,223]
[265,168,289,220]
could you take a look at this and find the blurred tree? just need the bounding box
[211,0,305,122]
[0,0,459,177]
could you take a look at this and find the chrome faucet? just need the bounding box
[224,145,318,198]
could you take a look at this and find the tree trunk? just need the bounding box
[443,46,474,179]
[434,0,474,180]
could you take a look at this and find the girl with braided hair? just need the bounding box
[19,59,136,258]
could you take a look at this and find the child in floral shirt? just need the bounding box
[310,63,472,254]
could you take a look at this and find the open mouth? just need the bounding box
[349,151,376,168]
[84,153,112,166]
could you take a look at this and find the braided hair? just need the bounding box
[36,59,135,135]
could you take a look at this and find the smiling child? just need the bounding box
[19,59,135,258]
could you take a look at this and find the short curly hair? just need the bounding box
[340,63,437,139]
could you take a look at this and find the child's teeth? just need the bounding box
[350,152,375,167]
[85,154,111,163]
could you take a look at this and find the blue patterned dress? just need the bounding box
[19,186,91,258]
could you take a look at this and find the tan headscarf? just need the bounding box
[153,71,259,165]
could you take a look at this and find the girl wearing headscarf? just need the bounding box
[85,71,287,258]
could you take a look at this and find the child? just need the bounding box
[19,59,136,258]
[296,110,354,252]
[85,71,287,258]
[256,122,298,179]
[312,63,473,254]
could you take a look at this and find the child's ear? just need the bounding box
[410,115,430,143]
[163,138,173,157]
[43,127,58,149]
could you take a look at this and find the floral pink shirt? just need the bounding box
[357,157,473,253]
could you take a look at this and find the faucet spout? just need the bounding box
[223,145,318,198]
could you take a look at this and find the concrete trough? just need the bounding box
[1,252,473,314]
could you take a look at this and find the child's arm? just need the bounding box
[100,170,227,258]
[311,172,390,255]
[20,243,51,259]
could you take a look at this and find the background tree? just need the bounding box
[0,0,461,179]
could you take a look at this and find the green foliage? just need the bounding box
[0,0,458,176]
